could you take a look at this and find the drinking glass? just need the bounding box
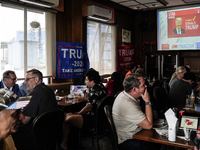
[183,128,191,141]
[185,95,190,107]
[68,94,73,103]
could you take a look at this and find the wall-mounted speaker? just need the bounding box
[139,20,154,32]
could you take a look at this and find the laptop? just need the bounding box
[70,85,87,95]
[179,115,200,131]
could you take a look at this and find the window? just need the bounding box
[0,2,56,84]
[87,20,117,75]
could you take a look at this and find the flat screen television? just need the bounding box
[157,4,200,51]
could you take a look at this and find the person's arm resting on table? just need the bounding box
[77,96,88,101]
[137,89,153,129]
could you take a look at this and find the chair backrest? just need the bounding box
[104,105,118,150]
[153,86,169,118]
[31,108,65,149]
[95,95,115,136]
[114,91,121,99]
[162,79,170,95]
[12,125,38,150]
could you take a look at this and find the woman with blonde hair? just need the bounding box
[169,66,186,89]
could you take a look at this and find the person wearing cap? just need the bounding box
[22,69,58,125]
[0,105,24,150]
[0,70,22,97]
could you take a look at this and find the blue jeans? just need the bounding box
[118,139,161,150]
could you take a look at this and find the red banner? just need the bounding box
[117,45,134,71]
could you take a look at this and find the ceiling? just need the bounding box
[109,0,200,11]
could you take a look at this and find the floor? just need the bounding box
[69,136,112,150]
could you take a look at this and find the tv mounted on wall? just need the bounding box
[157,4,200,51]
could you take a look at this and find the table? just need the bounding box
[177,102,200,115]
[132,129,194,149]
[57,96,86,112]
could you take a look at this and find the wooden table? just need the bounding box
[177,101,200,115]
[57,96,86,112]
[132,129,194,149]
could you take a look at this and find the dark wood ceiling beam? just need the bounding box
[157,0,168,6]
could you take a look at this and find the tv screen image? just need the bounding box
[70,85,87,96]
[157,4,200,51]
[179,115,199,130]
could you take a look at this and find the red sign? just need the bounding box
[162,44,169,49]
[117,45,134,71]
[167,8,200,38]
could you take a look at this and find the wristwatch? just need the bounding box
[145,102,151,106]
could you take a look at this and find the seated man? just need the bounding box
[0,107,24,150]
[0,70,22,97]
[112,73,160,150]
[60,68,107,150]
[22,69,58,125]
[169,72,196,107]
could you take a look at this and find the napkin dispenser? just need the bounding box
[164,108,178,141]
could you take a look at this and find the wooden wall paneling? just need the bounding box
[54,0,64,12]
[71,0,83,43]
[115,9,135,46]
[56,0,83,43]
[184,58,200,73]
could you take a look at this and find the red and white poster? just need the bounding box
[117,45,134,71]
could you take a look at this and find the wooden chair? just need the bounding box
[31,108,65,150]
[104,105,118,150]
[153,86,169,119]
[162,79,170,96]
[12,125,38,150]
[79,95,115,150]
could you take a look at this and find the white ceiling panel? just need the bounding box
[110,0,200,11]
[183,0,200,2]
[110,0,127,3]
[145,2,164,8]
[120,1,139,6]
[130,4,147,10]
[135,0,157,3]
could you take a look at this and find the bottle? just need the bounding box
[190,89,195,107]
[190,89,195,102]
[153,76,156,82]
[54,89,59,96]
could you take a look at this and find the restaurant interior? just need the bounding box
[2,0,200,150]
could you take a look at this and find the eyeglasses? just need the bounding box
[25,77,36,82]
[8,77,17,81]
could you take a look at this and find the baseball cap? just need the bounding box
[0,88,31,111]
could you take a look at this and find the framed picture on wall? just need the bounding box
[122,29,131,43]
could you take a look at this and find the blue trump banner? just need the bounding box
[56,42,85,79]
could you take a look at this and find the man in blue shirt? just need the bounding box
[0,70,22,97]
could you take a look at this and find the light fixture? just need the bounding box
[19,0,55,8]
[30,21,40,28]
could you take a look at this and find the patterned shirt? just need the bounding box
[87,83,107,116]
